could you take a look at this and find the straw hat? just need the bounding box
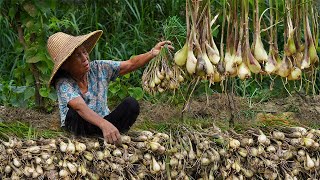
[47,30,103,86]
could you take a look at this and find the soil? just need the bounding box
[139,93,320,129]
[0,93,319,131]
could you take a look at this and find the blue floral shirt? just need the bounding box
[55,60,121,126]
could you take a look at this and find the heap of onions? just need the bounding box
[0,125,319,179]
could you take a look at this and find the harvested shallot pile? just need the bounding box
[0,125,319,179]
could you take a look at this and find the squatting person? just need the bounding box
[47,30,173,144]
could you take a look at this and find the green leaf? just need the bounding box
[25,20,34,29]
[24,87,35,100]
[117,88,128,99]
[109,83,121,94]
[128,87,143,100]
[14,42,24,53]
[123,73,130,79]
[39,87,49,97]
[25,47,37,58]
[9,7,16,19]
[50,0,56,11]
[36,0,51,15]
[212,25,220,38]
[25,74,34,86]
[48,91,57,101]
[23,3,38,17]
[36,61,50,74]
[1,94,7,102]
[26,52,46,63]
[249,0,254,6]
[26,56,40,63]
[10,97,20,107]
[12,86,26,93]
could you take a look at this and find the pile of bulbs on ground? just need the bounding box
[0,125,319,179]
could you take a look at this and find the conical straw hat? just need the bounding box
[47,30,103,86]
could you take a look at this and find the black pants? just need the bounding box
[64,97,140,136]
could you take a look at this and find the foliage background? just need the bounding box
[0,0,319,111]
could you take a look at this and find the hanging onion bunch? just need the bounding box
[252,0,268,67]
[142,45,184,94]
[236,0,251,80]
[171,0,318,92]
[275,0,319,83]
[243,0,261,75]
[173,0,221,84]
[223,0,237,78]
[264,0,279,75]
[300,0,319,70]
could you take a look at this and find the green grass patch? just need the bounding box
[0,121,63,140]
[133,116,262,134]
[133,117,214,133]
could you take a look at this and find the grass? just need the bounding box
[133,115,264,134]
[132,117,214,133]
[0,121,62,140]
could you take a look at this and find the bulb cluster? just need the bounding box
[142,46,184,94]
[0,126,319,179]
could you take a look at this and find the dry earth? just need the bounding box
[0,93,319,131]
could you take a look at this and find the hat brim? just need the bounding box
[48,30,103,87]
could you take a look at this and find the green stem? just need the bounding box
[220,0,226,62]
[253,0,259,46]
[269,0,274,47]
[226,0,231,53]
[310,0,319,48]
[274,0,279,52]
[244,0,249,49]
[186,0,190,42]
[233,0,238,52]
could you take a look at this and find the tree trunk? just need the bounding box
[16,12,43,108]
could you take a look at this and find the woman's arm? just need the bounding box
[119,41,173,75]
[68,96,121,144]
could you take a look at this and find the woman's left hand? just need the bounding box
[150,40,175,57]
[120,40,175,75]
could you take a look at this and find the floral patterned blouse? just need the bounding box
[55,60,120,126]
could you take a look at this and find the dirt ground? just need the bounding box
[138,93,320,128]
[0,93,319,131]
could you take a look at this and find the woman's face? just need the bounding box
[62,45,90,76]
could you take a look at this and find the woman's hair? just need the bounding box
[51,68,69,88]
[51,56,71,88]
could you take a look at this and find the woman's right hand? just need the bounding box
[68,97,122,145]
[100,120,122,145]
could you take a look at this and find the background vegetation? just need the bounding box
[0,0,319,112]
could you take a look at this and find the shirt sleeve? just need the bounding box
[96,60,121,82]
[56,78,81,105]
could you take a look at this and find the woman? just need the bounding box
[47,30,173,145]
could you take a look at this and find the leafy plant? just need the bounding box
[0,81,34,107]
